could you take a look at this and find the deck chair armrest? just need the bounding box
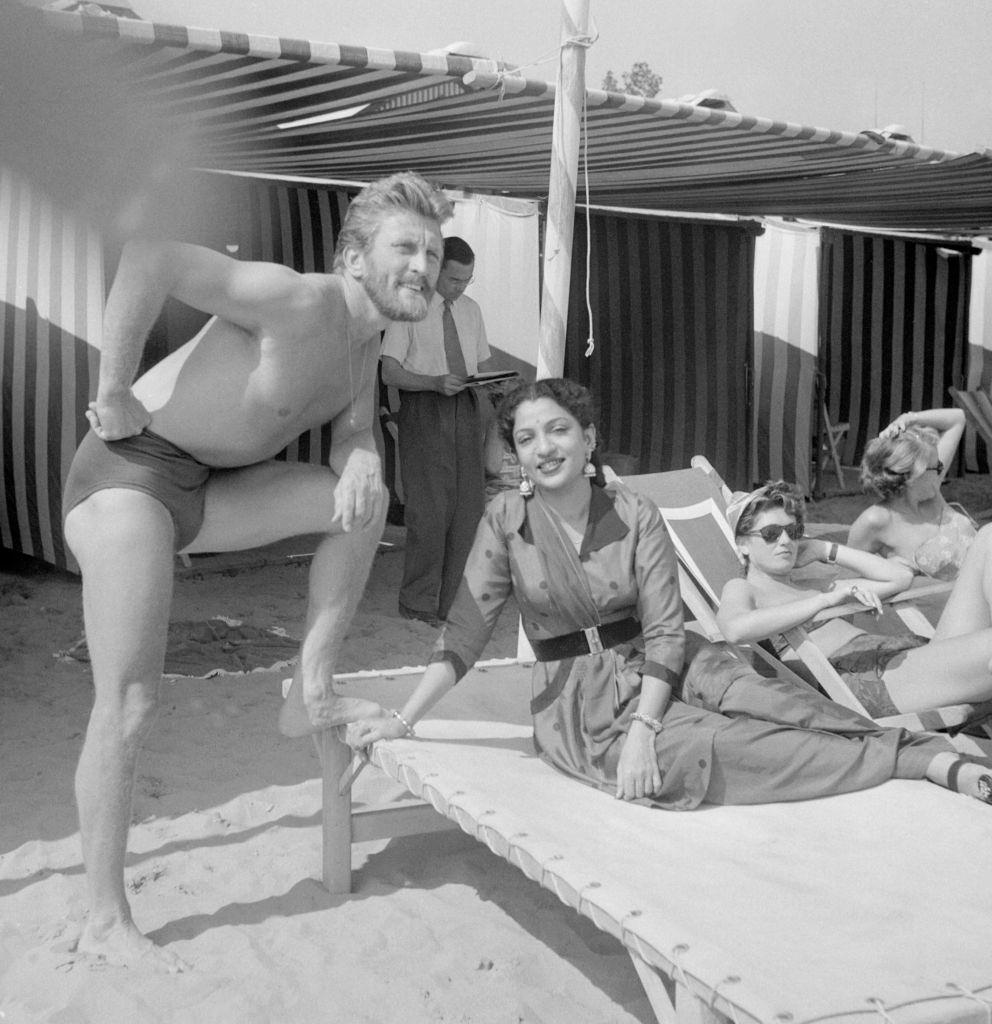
[808,578,951,627]
[809,600,882,624]
[780,626,872,716]
[886,579,952,603]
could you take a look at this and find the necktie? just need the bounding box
[442,300,468,377]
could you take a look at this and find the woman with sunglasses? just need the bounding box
[346,380,992,808]
[848,408,980,582]
[719,480,992,721]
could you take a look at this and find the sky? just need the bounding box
[109,0,992,153]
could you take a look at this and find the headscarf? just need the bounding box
[725,485,771,537]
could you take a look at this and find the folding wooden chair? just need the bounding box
[949,386,992,520]
[623,460,992,755]
[949,386,992,450]
[819,399,849,488]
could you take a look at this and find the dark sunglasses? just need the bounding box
[896,459,944,483]
[740,522,805,544]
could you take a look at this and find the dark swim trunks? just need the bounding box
[828,633,929,718]
[62,428,211,550]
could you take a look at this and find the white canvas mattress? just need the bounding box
[370,701,992,1023]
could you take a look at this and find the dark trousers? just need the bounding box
[397,388,485,619]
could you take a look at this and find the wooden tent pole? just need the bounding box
[536,0,591,379]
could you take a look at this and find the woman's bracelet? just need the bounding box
[630,711,664,734]
[826,541,839,564]
[388,708,416,738]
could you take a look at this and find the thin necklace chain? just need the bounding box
[346,327,372,429]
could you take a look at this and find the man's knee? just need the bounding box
[91,678,162,740]
[66,488,174,558]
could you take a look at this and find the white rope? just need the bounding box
[709,975,744,1024]
[866,997,897,1023]
[669,943,694,997]
[946,982,992,1024]
[581,89,595,357]
[562,33,598,49]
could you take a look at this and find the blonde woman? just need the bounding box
[848,408,980,581]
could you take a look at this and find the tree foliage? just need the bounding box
[601,61,661,98]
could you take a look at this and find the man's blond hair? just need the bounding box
[333,171,452,272]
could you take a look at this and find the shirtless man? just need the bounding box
[62,172,451,970]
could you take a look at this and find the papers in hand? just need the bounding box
[463,370,519,387]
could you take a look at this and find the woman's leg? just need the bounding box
[883,628,992,711]
[661,704,952,806]
[933,524,992,638]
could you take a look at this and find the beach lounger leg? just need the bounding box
[321,728,353,894]
[628,950,728,1024]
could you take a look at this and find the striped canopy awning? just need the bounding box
[38,8,992,236]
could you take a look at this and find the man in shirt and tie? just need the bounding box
[380,236,499,625]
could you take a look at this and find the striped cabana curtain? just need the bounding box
[964,238,992,471]
[564,210,758,491]
[819,229,971,472]
[1,169,103,570]
[752,220,821,495]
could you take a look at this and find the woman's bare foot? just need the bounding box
[75,916,188,972]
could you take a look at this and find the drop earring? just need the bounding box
[583,450,596,478]
[519,474,534,498]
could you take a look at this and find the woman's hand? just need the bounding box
[344,711,406,749]
[616,722,663,800]
[793,538,831,568]
[823,581,883,614]
[879,412,914,439]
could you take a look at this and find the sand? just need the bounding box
[2,477,990,1024]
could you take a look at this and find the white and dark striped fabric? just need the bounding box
[33,8,992,237]
[563,210,758,491]
[752,220,821,494]
[1,169,103,569]
[819,229,973,472]
[964,240,992,472]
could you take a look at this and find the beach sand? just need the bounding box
[2,475,990,1023]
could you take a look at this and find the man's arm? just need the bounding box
[380,354,464,396]
[327,346,385,532]
[91,240,309,440]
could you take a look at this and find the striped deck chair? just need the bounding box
[949,386,992,453]
[949,387,992,520]
[320,704,992,1024]
[621,459,992,755]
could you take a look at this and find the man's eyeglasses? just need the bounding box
[740,522,805,544]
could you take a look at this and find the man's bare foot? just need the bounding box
[279,681,382,738]
[75,917,188,972]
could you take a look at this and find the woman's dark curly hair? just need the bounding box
[496,377,605,485]
[734,480,806,537]
[859,425,940,500]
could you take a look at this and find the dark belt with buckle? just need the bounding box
[530,617,641,662]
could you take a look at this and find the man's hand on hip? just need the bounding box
[86,391,152,441]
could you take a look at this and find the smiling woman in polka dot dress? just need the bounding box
[346,379,992,810]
